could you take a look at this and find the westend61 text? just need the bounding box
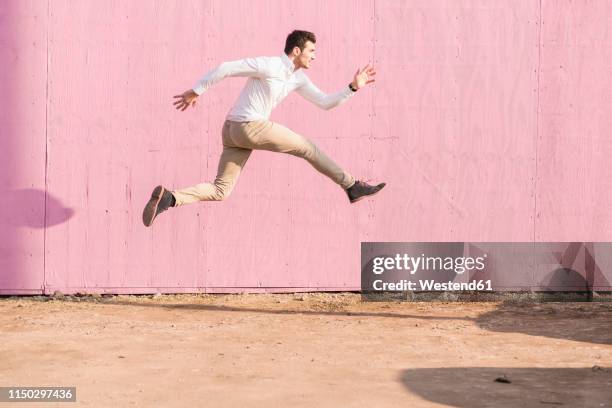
[372,279,493,291]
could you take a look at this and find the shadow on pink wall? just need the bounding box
[2,190,74,229]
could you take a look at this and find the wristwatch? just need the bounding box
[348,83,358,92]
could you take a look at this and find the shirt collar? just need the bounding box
[281,53,296,73]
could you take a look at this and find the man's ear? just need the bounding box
[292,46,301,57]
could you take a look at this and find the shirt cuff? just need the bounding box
[344,85,356,98]
[192,84,205,96]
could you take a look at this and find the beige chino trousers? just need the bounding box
[172,120,355,206]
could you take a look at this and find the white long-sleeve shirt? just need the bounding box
[192,53,356,122]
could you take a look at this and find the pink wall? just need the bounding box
[1,0,611,294]
[0,0,48,294]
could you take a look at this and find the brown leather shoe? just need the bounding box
[142,185,175,227]
[346,180,386,203]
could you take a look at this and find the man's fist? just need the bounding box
[173,90,198,111]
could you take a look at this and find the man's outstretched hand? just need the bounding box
[351,64,377,91]
[173,89,198,111]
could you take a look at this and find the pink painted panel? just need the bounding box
[2,0,612,294]
[43,0,376,293]
[200,0,375,290]
[370,0,541,242]
[535,0,612,241]
[0,1,48,294]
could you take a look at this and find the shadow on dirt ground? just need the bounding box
[400,366,612,408]
[475,301,612,345]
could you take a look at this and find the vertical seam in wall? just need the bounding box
[368,0,376,230]
[534,0,542,243]
[43,0,50,294]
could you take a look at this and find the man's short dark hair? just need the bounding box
[284,30,316,55]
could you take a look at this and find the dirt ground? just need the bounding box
[1,293,611,407]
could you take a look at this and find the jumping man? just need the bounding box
[143,30,385,227]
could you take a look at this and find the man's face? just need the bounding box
[294,41,316,69]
